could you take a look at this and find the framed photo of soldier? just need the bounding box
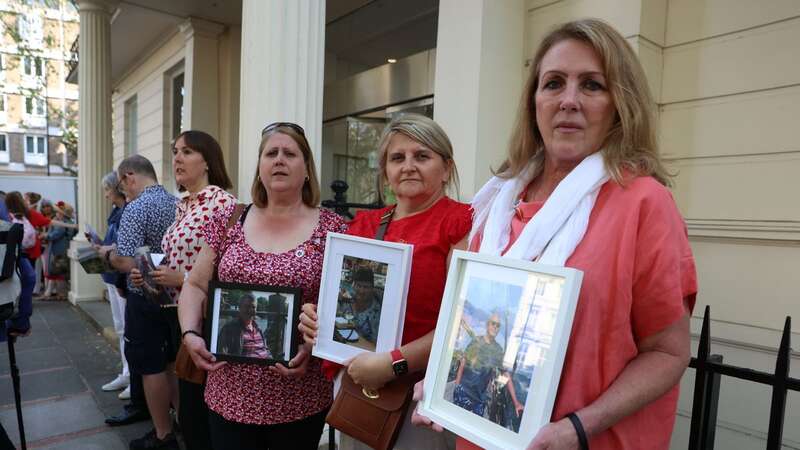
[418,250,583,450]
[313,233,413,364]
[206,281,302,366]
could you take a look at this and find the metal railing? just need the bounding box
[688,306,798,450]
[322,182,798,450]
[320,180,384,219]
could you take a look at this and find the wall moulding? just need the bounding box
[686,218,800,243]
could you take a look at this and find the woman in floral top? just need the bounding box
[178,123,346,450]
[131,130,234,450]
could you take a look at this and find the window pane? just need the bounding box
[25,97,32,113]
[37,137,45,154]
[26,136,34,153]
[0,136,7,152]
[24,57,31,75]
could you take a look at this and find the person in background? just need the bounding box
[299,114,472,450]
[412,19,696,450]
[0,197,35,449]
[180,122,344,450]
[34,199,55,295]
[98,171,131,397]
[97,155,178,450]
[43,203,76,299]
[131,130,235,450]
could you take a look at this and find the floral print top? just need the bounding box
[203,203,347,425]
[161,185,236,302]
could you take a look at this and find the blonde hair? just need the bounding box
[251,126,321,207]
[375,114,460,202]
[500,18,671,186]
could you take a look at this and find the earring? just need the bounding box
[305,175,310,181]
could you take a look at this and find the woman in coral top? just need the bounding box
[413,19,697,450]
[300,114,472,450]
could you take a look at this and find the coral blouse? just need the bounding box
[461,176,697,450]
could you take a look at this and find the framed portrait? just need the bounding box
[418,250,583,450]
[206,281,302,366]
[313,233,412,364]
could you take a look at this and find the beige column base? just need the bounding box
[68,238,106,305]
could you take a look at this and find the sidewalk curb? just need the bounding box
[73,302,119,351]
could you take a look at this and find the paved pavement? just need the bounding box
[0,299,150,449]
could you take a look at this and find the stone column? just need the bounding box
[433,0,525,199]
[180,17,225,137]
[69,0,113,304]
[236,0,325,201]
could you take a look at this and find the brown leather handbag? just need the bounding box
[326,372,419,450]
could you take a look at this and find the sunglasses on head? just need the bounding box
[261,122,306,137]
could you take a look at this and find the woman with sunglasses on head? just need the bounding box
[299,114,472,450]
[128,130,235,450]
[178,123,346,450]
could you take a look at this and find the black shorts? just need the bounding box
[124,291,180,375]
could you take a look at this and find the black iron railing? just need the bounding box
[322,182,798,450]
[688,306,798,450]
[321,180,383,219]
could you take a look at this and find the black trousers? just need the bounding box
[208,407,328,450]
[179,379,212,450]
[129,371,146,408]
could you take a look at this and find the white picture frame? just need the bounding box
[313,232,413,364]
[418,250,583,450]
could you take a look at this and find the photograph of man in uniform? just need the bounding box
[451,312,525,423]
[218,293,271,359]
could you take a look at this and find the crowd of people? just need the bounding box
[1,19,698,450]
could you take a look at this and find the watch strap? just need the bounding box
[390,349,404,363]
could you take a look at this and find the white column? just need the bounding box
[180,17,225,137]
[433,0,525,199]
[69,0,113,304]
[236,0,325,201]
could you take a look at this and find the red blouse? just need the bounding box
[347,197,472,344]
[202,204,346,425]
[26,209,51,259]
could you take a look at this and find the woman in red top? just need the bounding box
[179,123,346,450]
[300,114,472,449]
[413,19,696,450]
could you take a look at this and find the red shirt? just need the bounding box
[462,176,697,450]
[26,209,51,259]
[347,197,472,344]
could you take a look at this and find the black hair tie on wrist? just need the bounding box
[567,412,589,450]
[181,329,203,340]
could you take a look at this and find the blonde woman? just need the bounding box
[414,19,697,450]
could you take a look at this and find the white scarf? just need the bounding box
[470,152,609,266]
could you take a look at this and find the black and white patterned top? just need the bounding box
[116,185,177,292]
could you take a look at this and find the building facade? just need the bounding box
[71,1,799,448]
[0,0,79,176]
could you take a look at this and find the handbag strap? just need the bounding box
[374,207,396,241]
[213,203,247,281]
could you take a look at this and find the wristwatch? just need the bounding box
[390,349,408,376]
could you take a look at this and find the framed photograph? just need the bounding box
[418,250,583,450]
[206,281,302,366]
[313,233,413,364]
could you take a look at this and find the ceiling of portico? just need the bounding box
[92,0,436,85]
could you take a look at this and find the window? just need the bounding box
[25,96,46,116]
[23,56,45,77]
[0,134,8,163]
[18,13,44,46]
[124,95,138,155]
[24,135,47,165]
[171,73,185,140]
[0,95,5,112]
